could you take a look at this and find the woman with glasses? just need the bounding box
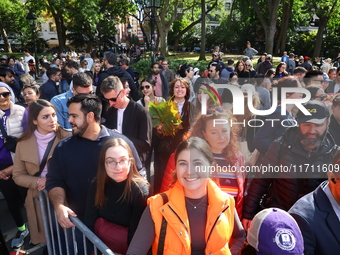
[127,137,245,255]
[79,60,88,72]
[241,59,256,84]
[84,138,149,255]
[274,62,288,79]
[13,99,71,245]
[306,85,327,102]
[0,82,29,248]
[137,77,165,110]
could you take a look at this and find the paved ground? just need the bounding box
[0,197,46,254]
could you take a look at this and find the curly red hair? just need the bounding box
[191,110,240,163]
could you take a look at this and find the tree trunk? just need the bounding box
[53,13,67,52]
[223,0,237,52]
[159,26,170,56]
[198,0,206,61]
[250,0,281,54]
[264,25,276,54]
[313,16,328,58]
[0,23,12,53]
[275,0,293,54]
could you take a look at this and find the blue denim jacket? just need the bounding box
[50,89,73,131]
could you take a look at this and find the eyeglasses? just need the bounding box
[105,159,130,169]
[140,85,151,90]
[73,87,94,95]
[105,90,122,102]
[0,92,10,98]
[245,64,251,67]
[207,107,223,115]
[314,95,327,101]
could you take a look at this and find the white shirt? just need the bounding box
[334,83,340,94]
[24,55,35,63]
[323,182,340,222]
[117,108,126,133]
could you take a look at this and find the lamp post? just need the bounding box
[127,22,132,48]
[26,10,39,77]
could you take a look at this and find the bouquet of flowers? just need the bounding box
[148,99,182,137]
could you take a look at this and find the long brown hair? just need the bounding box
[191,110,240,163]
[169,78,190,100]
[172,137,216,184]
[95,138,148,207]
[18,99,61,142]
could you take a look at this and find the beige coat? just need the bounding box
[13,128,71,244]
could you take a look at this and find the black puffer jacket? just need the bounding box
[243,126,339,220]
[97,65,139,101]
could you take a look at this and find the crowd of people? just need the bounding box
[0,45,340,255]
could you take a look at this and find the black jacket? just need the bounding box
[243,126,339,220]
[97,66,139,101]
[40,79,59,101]
[329,114,340,146]
[258,60,273,75]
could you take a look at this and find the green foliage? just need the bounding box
[131,57,209,80]
[0,0,31,51]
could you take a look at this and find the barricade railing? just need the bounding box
[39,190,115,255]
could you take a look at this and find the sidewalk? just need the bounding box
[0,198,46,254]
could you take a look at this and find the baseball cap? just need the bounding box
[0,55,8,61]
[296,99,330,124]
[266,54,272,59]
[247,208,304,255]
[322,73,332,82]
[213,52,220,56]
[193,67,200,73]
[304,56,309,61]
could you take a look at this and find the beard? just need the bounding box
[299,129,327,149]
[152,70,159,75]
[71,121,88,137]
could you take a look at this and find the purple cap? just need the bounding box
[247,208,304,255]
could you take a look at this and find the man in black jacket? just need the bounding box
[97,51,139,101]
[242,100,339,231]
[101,76,152,170]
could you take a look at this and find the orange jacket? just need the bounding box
[148,179,235,255]
[160,153,245,219]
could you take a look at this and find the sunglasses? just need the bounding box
[245,64,251,67]
[207,107,223,115]
[314,95,327,101]
[0,92,10,98]
[140,85,151,90]
[105,90,122,102]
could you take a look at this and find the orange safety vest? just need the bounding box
[148,179,235,255]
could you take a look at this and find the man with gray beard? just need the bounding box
[242,100,339,231]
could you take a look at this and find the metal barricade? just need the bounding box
[39,190,115,255]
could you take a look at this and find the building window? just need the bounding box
[49,22,56,32]
[225,3,231,10]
